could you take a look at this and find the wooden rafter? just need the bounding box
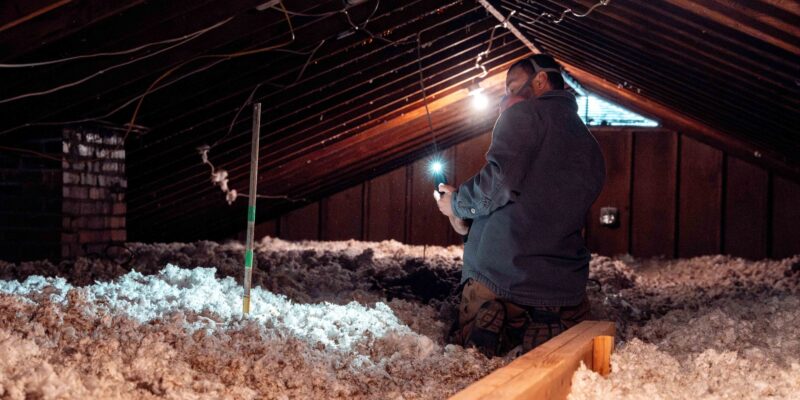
[662,0,800,54]
[478,0,800,181]
[0,0,148,61]
[0,0,72,33]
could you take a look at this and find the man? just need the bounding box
[436,54,605,357]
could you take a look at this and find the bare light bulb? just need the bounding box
[471,91,489,110]
[469,83,489,111]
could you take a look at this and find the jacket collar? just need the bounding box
[537,90,578,112]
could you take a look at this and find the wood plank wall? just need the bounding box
[587,128,799,259]
[249,128,800,260]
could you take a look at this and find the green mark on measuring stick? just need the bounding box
[245,249,253,268]
[247,205,256,222]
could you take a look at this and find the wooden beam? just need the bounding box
[478,0,800,182]
[1,0,147,61]
[125,3,496,179]
[663,0,800,54]
[0,0,71,33]
[760,0,800,16]
[128,61,511,222]
[592,335,614,377]
[450,321,615,400]
[711,0,800,37]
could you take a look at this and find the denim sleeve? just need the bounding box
[451,104,539,219]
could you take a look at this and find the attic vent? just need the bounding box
[576,93,658,127]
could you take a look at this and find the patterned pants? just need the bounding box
[452,279,591,356]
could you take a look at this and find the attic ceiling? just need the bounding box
[491,0,799,164]
[1,0,798,242]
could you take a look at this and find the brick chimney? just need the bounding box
[61,127,127,259]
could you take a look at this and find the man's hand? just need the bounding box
[434,184,469,235]
[435,183,457,217]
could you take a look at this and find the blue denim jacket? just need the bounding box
[451,90,605,307]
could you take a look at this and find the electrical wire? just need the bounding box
[2,0,608,166]
[0,47,324,138]
[415,33,438,153]
[198,140,305,204]
[551,0,611,23]
[293,40,326,84]
[0,20,229,68]
[271,5,341,18]
[474,10,516,78]
[221,84,263,148]
[337,0,411,47]
[127,0,379,144]
[0,0,300,179]
[0,17,234,105]
[3,0,614,216]
[363,0,381,26]
[473,0,609,78]
[0,0,407,139]
[190,0,383,206]
[514,0,611,26]
[0,58,227,137]
[182,0,310,206]
[120,0,296,143]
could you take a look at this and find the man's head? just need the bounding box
[505,54,564,99]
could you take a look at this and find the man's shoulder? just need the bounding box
[499,99,540,125]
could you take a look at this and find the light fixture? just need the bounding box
[428,158,448,199]
[468,81,489,111]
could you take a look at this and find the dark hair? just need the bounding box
[509,54,564,90]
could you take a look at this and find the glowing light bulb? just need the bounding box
[468,82,489,111]
[471,91,489,110]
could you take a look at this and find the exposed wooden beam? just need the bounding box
[760,0,800,16]
[128,63,511,224]
[551,1,793,95]
[124,26,524,213]
[1,0,148,61]
[479,0,800,181]
[710,0,800,37]
[450,321,615,400]
[264,70,507,188]
[0,0,282,127]
[0,0,71,33]
[662,0,800,55]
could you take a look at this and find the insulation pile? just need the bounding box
[0,239,499,399]
[573,255,800,400]
[0,237,798,399]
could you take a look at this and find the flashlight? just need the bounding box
[429,160,448,200]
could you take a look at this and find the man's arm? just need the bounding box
[451,105,539,219]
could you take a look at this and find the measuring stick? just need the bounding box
[242,103,261,314]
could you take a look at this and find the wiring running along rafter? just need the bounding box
[0,19,229,69]
[0,17,234,105]
[2,0,613,212]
